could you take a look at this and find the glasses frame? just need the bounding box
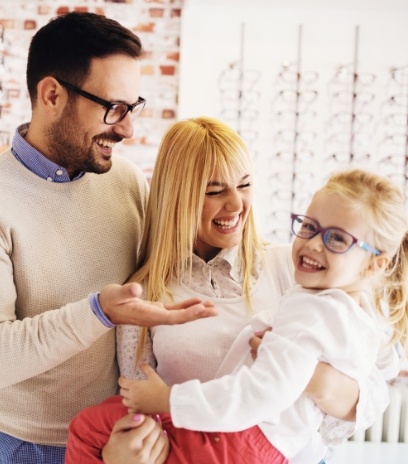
[291,213,381,255]
[389,65,408,86]
[56,78,146,125]
[277,88,318,105]
[330,69,376,87]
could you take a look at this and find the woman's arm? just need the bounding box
[304,362,358,421]
[117,325,157,380]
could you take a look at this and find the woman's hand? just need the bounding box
[102,412,170,464]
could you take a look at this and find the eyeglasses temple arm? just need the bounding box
[358,240,381,256]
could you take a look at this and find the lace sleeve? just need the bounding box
[319,414,356,445]
[116,325,156,380]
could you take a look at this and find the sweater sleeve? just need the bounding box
[0,296,110,388]
[0,214,110,388]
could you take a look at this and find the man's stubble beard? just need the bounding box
[45,105,112,175]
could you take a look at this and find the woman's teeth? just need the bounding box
[213,217,239,229]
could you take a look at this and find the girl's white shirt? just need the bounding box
[170,286,399,462]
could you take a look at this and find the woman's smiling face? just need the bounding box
[194,170,253,262]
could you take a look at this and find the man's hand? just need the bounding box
[102,412,169,464]
[119,365,171,415]
[99,282,217,326]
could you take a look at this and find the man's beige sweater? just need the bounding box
[0,150,148,445]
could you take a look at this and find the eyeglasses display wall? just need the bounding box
[178,0,408,241]
[217,22,408,241]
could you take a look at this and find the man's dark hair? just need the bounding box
[26,11,143,103]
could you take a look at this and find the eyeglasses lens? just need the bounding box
[323,229,352,253]
[292,215,317,238]
[105,101,145,124]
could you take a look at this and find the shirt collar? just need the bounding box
[11,123,84,182]
[191,246,243,282]
[192,246,238,266]
[213,246,240,268]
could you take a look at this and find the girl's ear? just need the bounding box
[363,254,390,279]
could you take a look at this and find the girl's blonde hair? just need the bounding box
[323,169,408,352]
[132,117,265,358]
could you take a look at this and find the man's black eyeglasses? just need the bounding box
[56,78,146,125]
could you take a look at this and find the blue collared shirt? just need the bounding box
[10,124,114,329]
[12,123,83,182]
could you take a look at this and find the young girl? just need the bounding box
[66,120,396,464]
[119,169,406,463]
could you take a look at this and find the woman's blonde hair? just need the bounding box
[323,169,408,352]
[132,117,265,358]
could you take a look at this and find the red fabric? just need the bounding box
[65,396,125,464]
[65,395,288,464]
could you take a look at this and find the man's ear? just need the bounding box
[36,77,66,113]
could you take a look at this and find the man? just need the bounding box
[0,12,215,463]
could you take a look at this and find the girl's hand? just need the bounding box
[119,365,171,414]
[249,327,272,360]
